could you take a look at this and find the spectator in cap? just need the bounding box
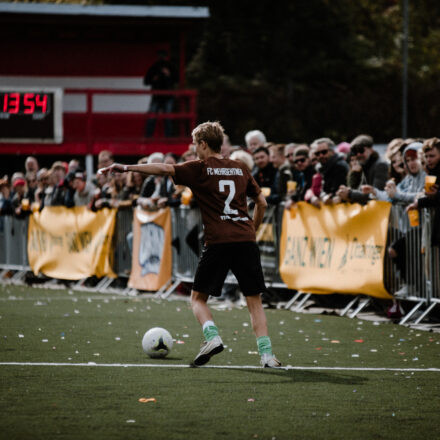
[337,134,388,204]
[73,170,96,207]
[11,178,30,218]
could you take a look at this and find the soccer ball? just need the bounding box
[142,327,173,359]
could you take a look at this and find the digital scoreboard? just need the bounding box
[0,88,63,143]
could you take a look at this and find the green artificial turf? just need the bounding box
[1,284,440,440]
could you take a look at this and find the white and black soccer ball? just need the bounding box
[142,327,173,359]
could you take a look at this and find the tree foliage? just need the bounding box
[186,0,440,144]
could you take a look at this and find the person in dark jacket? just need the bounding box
[143,50,177,137]
[407,137,440,246]
[337,134,389,204]
[286,146,315,203]
[251,146,277,191]
[311,137,349,205]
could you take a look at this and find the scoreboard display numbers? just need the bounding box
[0,88,63,143]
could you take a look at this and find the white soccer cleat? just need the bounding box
[261,353,282,368]
[192,336,224,367]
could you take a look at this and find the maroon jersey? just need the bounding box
[173,156,261,245]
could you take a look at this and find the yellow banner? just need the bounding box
[28,206,117,280]
[128,207,172,292]
[279,201,392,299]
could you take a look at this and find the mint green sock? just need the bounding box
[257,336,273,355]
[203,324,219,342]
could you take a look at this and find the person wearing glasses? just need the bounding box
[285,146,315,208]
[309,137,349,206]
[337,134,388,204]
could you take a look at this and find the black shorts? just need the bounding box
[192,241,266,297]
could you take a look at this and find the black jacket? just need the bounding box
[320,153,349,197]
[252,163,277,189]
[349,151,389,204]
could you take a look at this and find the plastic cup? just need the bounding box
[21,198,30,211]
[31,202,40,213]
[287,181,297,192]
[425,175,437,192]
[408,209,419,227]
[261,187,271,197]
[181,188,193,205]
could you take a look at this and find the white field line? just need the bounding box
[1,362,440,372]
[0,296,153,301]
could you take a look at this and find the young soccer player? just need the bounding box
[99,121,281,368]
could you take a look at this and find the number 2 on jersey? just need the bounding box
[219,180,238,215]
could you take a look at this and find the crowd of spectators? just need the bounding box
[1,130,439,303]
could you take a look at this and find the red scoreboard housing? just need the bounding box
[0,4,208,158]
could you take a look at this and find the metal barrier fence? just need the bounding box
[113,209,134,278]
[0,215,29,271]
[0,204,438,321]
[170,206,202,283]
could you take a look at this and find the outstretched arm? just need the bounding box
[98,162,175,177]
